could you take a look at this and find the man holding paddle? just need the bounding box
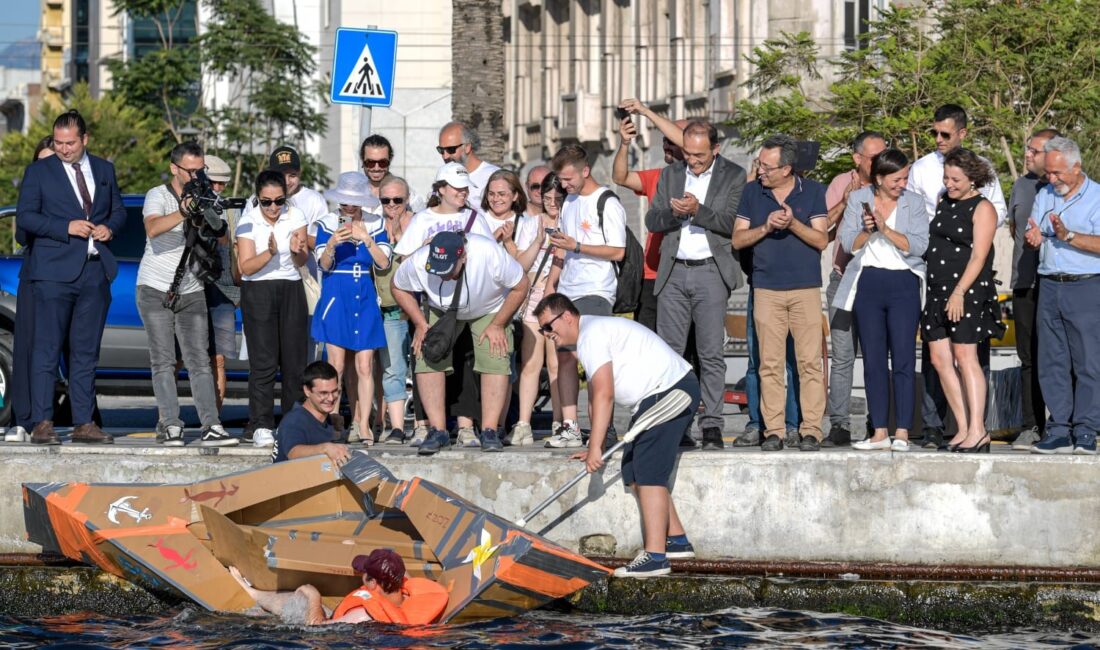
[532,293,701,578]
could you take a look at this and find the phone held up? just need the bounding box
[861,202,877,232]
[615,107,631,121]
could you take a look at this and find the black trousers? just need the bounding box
[446,323,480,421]
[241,279,308,431]
[1013,287,1045,431]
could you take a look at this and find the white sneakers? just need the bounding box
[545,421,583,448]
[508,422,534,446]
[456,426,480,448]
[252,428,275,448]
[3,426,29,443]
[162,424,185,447]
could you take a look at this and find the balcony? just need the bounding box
[558,91,601,143]
[42,26,64,48]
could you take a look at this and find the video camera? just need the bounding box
[180,169,243,237]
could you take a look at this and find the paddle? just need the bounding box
[516,388,692,528]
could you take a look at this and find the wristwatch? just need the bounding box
[574,242,582,254]
[1066,231,1077,243]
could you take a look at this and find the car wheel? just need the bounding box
[0,338,13,427]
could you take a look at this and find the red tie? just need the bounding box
[73,162,92,217]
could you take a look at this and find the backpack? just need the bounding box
[596,190,644,314]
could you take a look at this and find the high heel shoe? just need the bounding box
[943,439,965,452]
[957,435,991,454]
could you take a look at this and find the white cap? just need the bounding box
[323,171,380,209]
[205,155,232,183]
[434,162,470,189]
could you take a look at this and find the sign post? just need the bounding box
[330,27,398,145]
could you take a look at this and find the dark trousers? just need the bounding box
[31,258,110,426]
[1037,276,1100,440]
[635,278,659,332]
[241,279,308,431]
[446,324,480,421]
[853,268,920,429]
[1013,287,1045,431]
[12,274,33,427]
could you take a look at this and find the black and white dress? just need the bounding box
[921,194,1005,344]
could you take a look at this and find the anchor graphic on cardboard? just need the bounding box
[107,495,152,524]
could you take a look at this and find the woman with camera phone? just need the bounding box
[313,172,393,446]
[236,170,311,447]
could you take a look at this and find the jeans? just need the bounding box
[826,270,860,427]
[380,315,410,403]
[136,285,220,428]
[745,286,800,431]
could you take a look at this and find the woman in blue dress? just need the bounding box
[314,172,392,445]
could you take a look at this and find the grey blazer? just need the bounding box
[645,155,746,294]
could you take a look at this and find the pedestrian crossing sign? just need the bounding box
[330,28,398,107]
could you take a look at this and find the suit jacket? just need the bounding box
[16,153,127,283]
[645,155,746,294]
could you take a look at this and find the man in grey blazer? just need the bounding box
[645,121,746,450]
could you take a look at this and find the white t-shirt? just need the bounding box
[559,187,626,303]
[392,234,525,320]
[138,183,206,294]
[577,316,692,413]
[514,212,552,280]
[235,205,309,281]
[392,208,496,257]
[468,160,500,210]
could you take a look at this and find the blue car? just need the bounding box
[0,194,248,426]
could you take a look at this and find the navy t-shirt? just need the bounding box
[736,177,827,290]
[271,403,334,463]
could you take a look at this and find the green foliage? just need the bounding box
[731,0,1100,187]
[0,85,168,252]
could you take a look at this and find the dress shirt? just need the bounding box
[64,153,97,256]
[1034,175,1100,276]
[676,161,714,260]
[908,151,1007,226]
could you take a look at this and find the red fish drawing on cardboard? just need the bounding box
[149,538,197,571]
[179,481,239,507]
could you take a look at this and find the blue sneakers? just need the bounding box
[1031,435,1074,455]
[417,428,452,456]
[1074,434,1097,456]
[480,428,503,452]
[665,538,696,560]
[613,551,671,578]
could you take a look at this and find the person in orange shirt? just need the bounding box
[229,549,448,625]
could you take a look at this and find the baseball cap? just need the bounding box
[425,231,466,276]
[434,162,470,189]
[269,145,302,172]
[205,155,232,183]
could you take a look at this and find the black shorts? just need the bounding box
[621,372,701,487]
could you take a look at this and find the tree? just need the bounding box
[451,0,506,163]
[197,0,330,195]
[0,85,168,252]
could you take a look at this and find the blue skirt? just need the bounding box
[311,269,386,351]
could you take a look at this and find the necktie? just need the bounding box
[73,162,92,217]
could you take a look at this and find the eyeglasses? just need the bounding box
[362,158,390,169]
[380,197,405,205]
[755,160,783,175]
[259,197,287,207]
[930,129,955,140]
[529,183,542,191]
[176,164,205,177]
[1026,147,1044,156]
[538,312,566,335]
[436,144,465,155]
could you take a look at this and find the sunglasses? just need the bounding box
[930,129,955,140]
[436,144,465,155]
[380,197,405,205]
[259,197,287,207]
[529,183,542,191]
[362,158,390,169]
[538,312,565,335]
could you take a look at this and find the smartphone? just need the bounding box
[544,227,559,236]
[338,214,351,229]
[615,107,631,121]
[861,202,877,232]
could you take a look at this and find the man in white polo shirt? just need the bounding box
[534,292,701,578]
[391,231,530,455]
[438,122,499,209]
[545,143,627,448]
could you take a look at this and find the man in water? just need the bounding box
[533,292,701,578]
[229,549,448,625]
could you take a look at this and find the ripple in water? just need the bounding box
[1,607,1098,649]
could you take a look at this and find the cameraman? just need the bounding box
[139,141,237,447]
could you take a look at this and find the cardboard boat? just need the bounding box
[22,453,610,623]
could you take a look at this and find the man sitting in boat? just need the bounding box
[229,549,449,625]
[270,361,351,467]
[534,293,702,578]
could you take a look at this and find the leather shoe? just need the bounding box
[798,435,820,452]
[700,427,724,451]
[733,427,761,447]
[71,422,114,444]
[31,421,60,446]
[760,434,783,451]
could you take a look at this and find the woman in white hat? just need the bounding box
[314,171,393,445]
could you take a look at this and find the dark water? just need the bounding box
[1,608,1098,649]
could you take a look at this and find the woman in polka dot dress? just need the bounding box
[921,148,1005,453]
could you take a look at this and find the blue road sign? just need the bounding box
[330,28,398,107]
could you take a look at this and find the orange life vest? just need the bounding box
[332,577,448,625]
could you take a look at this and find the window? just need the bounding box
[844,0,871,50]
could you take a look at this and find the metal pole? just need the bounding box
[357,25,378,149]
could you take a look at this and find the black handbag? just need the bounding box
[421,269,465,364]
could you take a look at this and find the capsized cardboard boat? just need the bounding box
[22,453,610,623]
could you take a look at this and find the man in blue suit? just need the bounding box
[16,109,126,444]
